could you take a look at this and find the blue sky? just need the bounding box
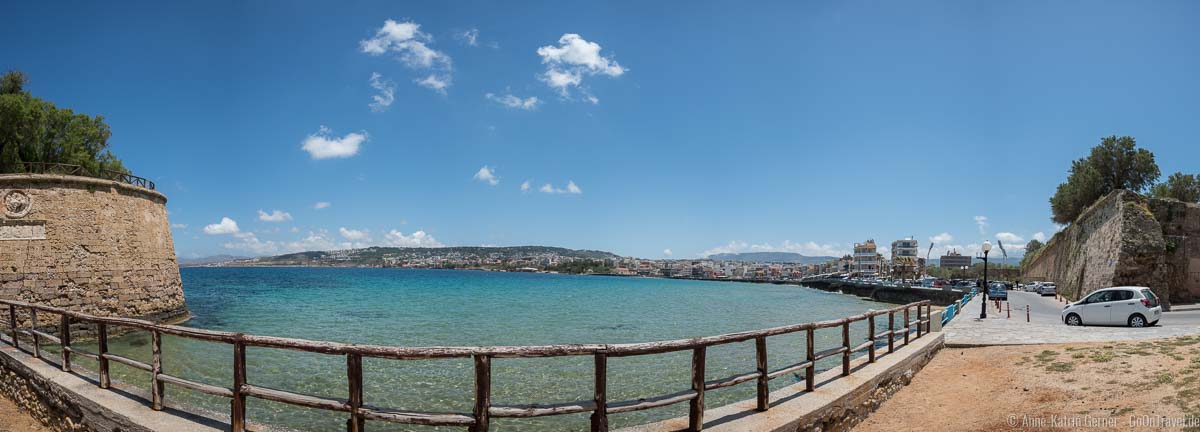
[5,1,1199,259]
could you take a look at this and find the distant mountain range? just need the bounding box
[220,246,621,267]
[705,252,836,264]
[178,254,248,267]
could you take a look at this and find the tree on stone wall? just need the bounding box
[1049,136,1160,224]
[1150,172,1200,203]
[0,70,127,175]
[1019,239,1044,269]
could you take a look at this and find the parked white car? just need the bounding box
[1038,282,1057,296]
[1062,287,1162,327]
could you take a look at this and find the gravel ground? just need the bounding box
[855,336,1200,431]
[0,394,49,432]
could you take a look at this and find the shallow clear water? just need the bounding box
[67,267,892,431]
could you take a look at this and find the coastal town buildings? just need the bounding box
[891,237,920,280]
[852,240,880,276]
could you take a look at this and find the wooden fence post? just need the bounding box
[841,321,850,376]
[8,304,17,349]
[59,313,71,372]
[347,353,364,432]
[805,328,814,392]
[887,312,895,354]
[472,355,491,432]
[867,314,876,363]
[916,305,923,339]
[30,307,39,359]
[232,338,247,432]
[903,307,910,345]
[754,336,768,411]
[151,330,164,410]
[98,322,110,389]
[591,351,608,432]
[689,346,706,431]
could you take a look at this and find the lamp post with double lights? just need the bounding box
[979,240,992,319]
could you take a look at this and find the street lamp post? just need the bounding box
[980,241,992,319]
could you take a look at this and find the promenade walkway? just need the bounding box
[944,291,1200,346]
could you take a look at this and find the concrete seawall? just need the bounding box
[799,280,965,306]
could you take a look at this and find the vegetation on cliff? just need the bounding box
[1150,172,1200,203]
[0,70,127,175]
[1019,239,1044,269]
[1049,136,1159,224]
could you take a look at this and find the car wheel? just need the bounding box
[1065,313,1082,326]
[1128,314,1147,328]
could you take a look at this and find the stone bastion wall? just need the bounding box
[0,174,187,326]
[1024,189,1200,307]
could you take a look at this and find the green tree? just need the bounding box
[1049,136,1159,224]
[1020,239,1044,268]
[1150,172,1200,203]
[0,70,126,175]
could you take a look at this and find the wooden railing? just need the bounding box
[8,162,155,190]
[0,299,932,432]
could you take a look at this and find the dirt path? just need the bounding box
[0,394,49,432]
[856,336,1200,431]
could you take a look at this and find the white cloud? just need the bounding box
[302,126,367,159]
[313,202,331,210]
[537,34,625,98]
[663,249,673,257]
[474,166,500,185]
[456,28,479,46]
[700,240,848,258]
[360,19,453,94]
[223,226,445,256]
[539,180,582,195]
[1032,232,1047,242]
[257,209,293,223]
[415,74,451,94]
[368,73,395,111]
[520,180,531,192]
[382,230,443,247]
[929,232,954,245]
[974,216,988,235]
[203,217,240,235]
[338,227,370,241]
[171,223,188,229]
[995,232,1024,243]
[485,92,540,110]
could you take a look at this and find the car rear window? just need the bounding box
[1140,289,1159,307]
[1114,290,1134,301]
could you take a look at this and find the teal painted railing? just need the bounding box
[941,288,977,326]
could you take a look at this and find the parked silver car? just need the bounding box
[1038,282,1057,296]
[1062,287,1162,327]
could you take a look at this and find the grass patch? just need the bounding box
[1091,352,1115,363]
[1048,362,1076,373]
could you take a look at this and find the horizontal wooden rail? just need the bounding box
[0,298,931,432]
[359,405,475,426]
[704,371,760,391]
[103,353,152,372]
[490,400,597,418]
[607,389,698,414]
[158,373,234,398]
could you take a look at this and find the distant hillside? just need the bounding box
[179,255,248,266]
[706,252,835,264]
[229,246,621,267]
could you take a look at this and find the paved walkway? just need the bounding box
[943,291,1200,346]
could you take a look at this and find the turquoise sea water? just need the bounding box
[66,268,890,431]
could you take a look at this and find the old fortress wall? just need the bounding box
[0,173,187,325]
[1024,189,1200,307]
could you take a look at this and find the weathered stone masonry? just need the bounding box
[1024,190,1200,308]
[0,174,188,328]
